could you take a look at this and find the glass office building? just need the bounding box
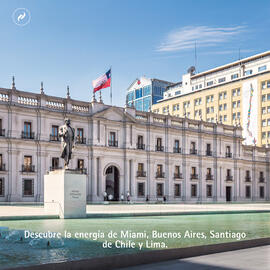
[126,77,172,112]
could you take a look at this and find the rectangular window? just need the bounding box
[51,125,59,137]
[223,103,227,110]
[237,89,241,96]
[232,101,236,108]
[231,73,239,80]
[174,165,180,175]
[157,183,163,197]
[24,122,31,134]
[77,159,84,169]
[267,81,270,88]
[24,156,32,168]
[138,163,144,172]
[207,81,213,86]
[244,69,252,76]
[174,140,180,149]
[77,128,84,139]
[237,100,240,107]
[224,115,227,122]
[157,164,163,175]
[0,178,4,196]
[52,157,59,169]
[262,81,266,89]
[259,186,265,198]
[262,95,266,102]
[191,184,197,197]
[262,120,266,127]
[174,184,181,197]
[23,179,34,196]
[206,185,212,197]
[258,65,266,72]
[262,107,266,114]
[138,183,145,197]
[218,77,226,83]
[245,186,251,198]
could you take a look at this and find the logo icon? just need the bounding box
[12,8,31,26]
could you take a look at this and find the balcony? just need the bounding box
[50,134,59,141]
[190,174,198,179]
[245,176,251,182]
[226,175,233,181]
[0,129,5,137]
[206,150,212,156]
[50,166,62,171]
[173,147,181,153]
[206,174,213,180]
[226,152,232,158]
[259,177,265,183]
[174,173,183,179]
[190,149,197,155]
[0,164,6,171]
[108,140,118,147]
[22,165,35,173]
[76,137,86,144]
[136,143,145,150]
[137,171,146,177]
[155,145,164,152]
[156,172,165,178]
[21,131,35,140]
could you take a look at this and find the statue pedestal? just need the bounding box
[44,169,87,219]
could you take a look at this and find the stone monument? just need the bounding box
[44,118,87,219]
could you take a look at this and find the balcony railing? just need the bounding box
[108,140,118,147]
[156,172,165,178]
[0,129,5,137]
[245,176,251,182]
[136,143,145,150]
[50,166,62,171]
[22,165,35,172]
[206,174,213,180]
[173,147,181,153]
[76,137,86,144]
[50,134,59,141]
[155,145,164,152]
[259,177,265,183]
[0,164,6,171]
[206,150,212,156]
[21,131,35,139]
[226,152,232,158]
[226,175,233,181]
[137,171,146,177]
[174,173,183,179]
[190,174,198,179]
[190,149,197,155]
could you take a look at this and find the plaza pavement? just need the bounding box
[118,245,270,270]
[0,203,269,219]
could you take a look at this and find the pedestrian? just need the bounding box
[126,191,130,203]
[120,193,124,203]
[146,195,149,203]
[103,191,107,201]
[163,196,166,203]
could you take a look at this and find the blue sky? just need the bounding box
[0,0,270,106]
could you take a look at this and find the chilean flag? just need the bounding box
[92,69,111,93]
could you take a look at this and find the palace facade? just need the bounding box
[0,82,269,203]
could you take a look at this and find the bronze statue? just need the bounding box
[59,118,75,168]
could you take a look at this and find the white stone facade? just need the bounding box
[0,86,269,203]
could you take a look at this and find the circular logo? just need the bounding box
[12,8,31,26]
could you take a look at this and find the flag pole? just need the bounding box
[110,66,112,106]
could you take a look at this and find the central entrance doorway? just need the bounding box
[226,186,232,202]
[105,166,120,201]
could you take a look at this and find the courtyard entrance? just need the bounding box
[105,166,120,201]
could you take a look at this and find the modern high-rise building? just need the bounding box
[152,51,270,146]
[126,77,173,112]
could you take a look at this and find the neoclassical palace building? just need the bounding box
[0,80,269,203]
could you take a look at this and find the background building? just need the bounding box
[0,83,269,203]
[126,77,172,112]
[152,51,270,147]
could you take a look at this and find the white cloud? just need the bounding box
[156,25,247,52]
